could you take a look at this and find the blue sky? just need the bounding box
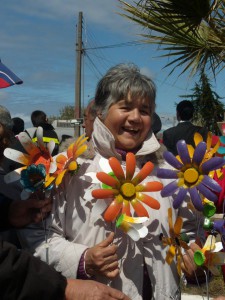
[1,0,225,129]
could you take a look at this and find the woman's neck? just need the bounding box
[115,146,141,160]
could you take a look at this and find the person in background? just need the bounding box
[152,112,163,143]
[59,99,97,153]
[0,192,130,300]
[82,98,97,140]
[12,117,24,136]
[0,105,24,173]
[163,100,208,155]
[25,110,60,156]
[22,63,203,300]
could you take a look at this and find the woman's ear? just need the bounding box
[97,113,103,121]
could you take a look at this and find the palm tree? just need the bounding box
[118,0,225,77]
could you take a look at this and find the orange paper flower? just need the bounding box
[92,152,163,222]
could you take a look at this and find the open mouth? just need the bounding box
[123,127,139,135]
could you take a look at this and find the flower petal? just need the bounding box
[4,148,31,166]
[163,151,183,170]
[204,235,216,251]
[136,181,163,192]
[4,167,24,183]
[136,225,149,239]
[75,134,88,148]
[96,172,120,189]
[173,188,187,209]
[157,168,179,179]
[67,143,74,158]
[92,189,119,199]
[187,145,194,159]
[201,176,222,193]
[125,152,136,180]
[55,169,67,186]
[173,216,183,235]
[104,200,122,222]
[36,127,46,151]
[166,245,176,265]
[49,161,57,174]
[122,200,131,216]
[197,183,218,202]
[121,215,149,224]
[47,140,56,155]
[161,181,179,197]
[131,199,149,217]
[192,142,206,166]
[132,161,154,185]
[18,132,40,156]
[56,154,68,165]
[21,189,31,200]
[177,140,191,165]
[201,157,225,173]
[75,144,87,158]
[116,215,148,241]
[136,193,160,210]
[189,187,203,211]
[108,157,125,181]
[194,132,204,145]
[168,208,173,234]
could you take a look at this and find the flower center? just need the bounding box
[183,168,199,184]
[121,182,136,198]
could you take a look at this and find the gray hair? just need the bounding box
[0,105,13,129]
[94,63,156,119]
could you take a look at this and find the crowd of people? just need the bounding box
[1,62,225,300]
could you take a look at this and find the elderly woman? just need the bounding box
[21,64,203,300]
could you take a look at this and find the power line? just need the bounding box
[83,40,148,51]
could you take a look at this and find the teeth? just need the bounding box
[126,128,138,132]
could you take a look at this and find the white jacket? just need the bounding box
[20,118,202,300]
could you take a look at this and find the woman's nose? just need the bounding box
[128,108,141,121]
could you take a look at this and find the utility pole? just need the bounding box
[74,11,83,137]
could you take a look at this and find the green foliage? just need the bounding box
[181,72,224,134]
[59,105,75,120]
[48,105,75,123]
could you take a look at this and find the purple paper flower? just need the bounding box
[157,140,224,211]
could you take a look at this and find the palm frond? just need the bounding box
[118,0,225,77]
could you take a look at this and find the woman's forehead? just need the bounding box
[120,96,152,107]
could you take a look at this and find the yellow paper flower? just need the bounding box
[160,208,189,276]
[54,134,88,186]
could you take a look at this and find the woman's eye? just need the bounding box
[141,110,149,115]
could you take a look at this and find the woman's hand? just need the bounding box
[85,232,119,279]
[65,279,131,300]
[181,242,208,283]
[8,196,52,228]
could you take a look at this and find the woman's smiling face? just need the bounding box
[103,95,152,150]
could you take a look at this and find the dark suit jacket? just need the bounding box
[163,121,208,156]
